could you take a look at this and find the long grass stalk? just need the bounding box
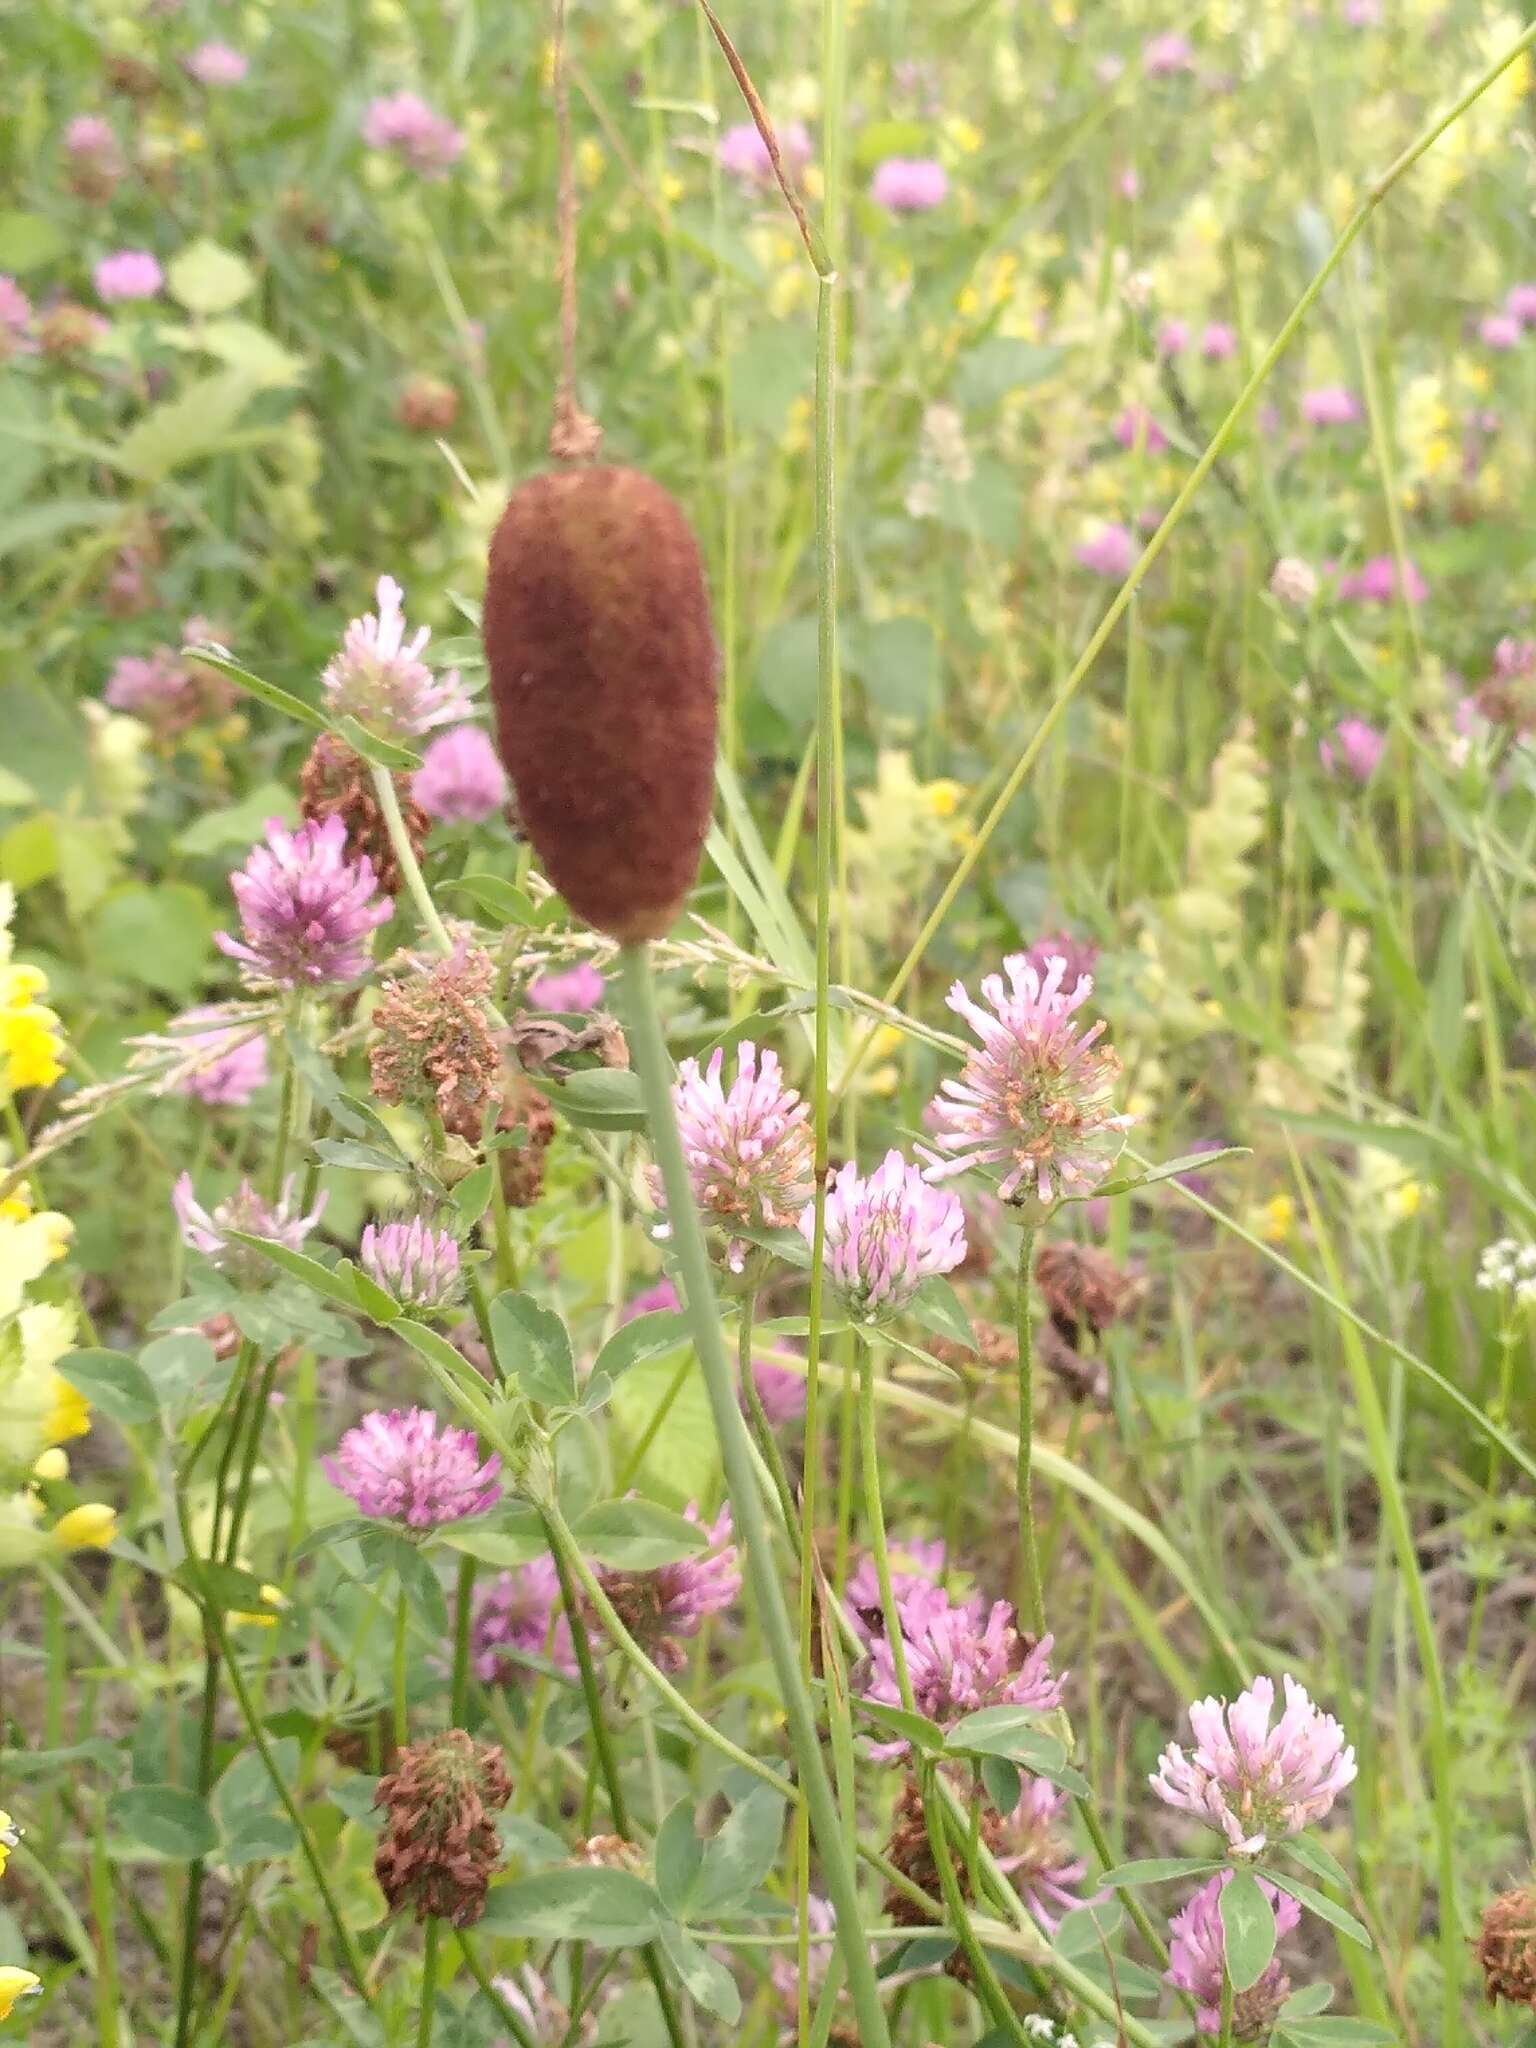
[618,941,892,2048]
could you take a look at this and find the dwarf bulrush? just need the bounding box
[1150,1673,1357,1854]
[483,467,718,941]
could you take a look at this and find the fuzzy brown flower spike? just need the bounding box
[373,1730,513,1926]
[482,467,718,942]
[1479,1884,1536,2007]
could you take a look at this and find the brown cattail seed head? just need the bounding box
[1478,1885,1536,2007]
[482,466,718,941]
[300,731,428,896]
[373,1729,513,1925]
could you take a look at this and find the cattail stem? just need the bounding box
[1013,1225,1046,1638]
[618,940,893,2048]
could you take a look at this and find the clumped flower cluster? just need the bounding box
[717,119,813,183]
[1150,1674,1357,1854]
[871,156,949,212]
[374,1730,512,1924]
[369,943,501,1142]
[925,954,1132,1208]
[809,1150,967,1321]
[299,731,428,896]
[1477,1882,1536,2008]
[668,1043,815,1273]
[594,1504,741,1673]
[320,576,469,741]
[359,1217,462,1312]
[1167,1871,1300,2037]
[324,1408,501,1528]
[216,816,392,988]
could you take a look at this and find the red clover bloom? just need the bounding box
[215,816,392,988]
[594,1504,740,1673]
[185,41,248,85]
[167,1007,269,1106]
[1167,1872,1300,2037]
[362,93,464,177]
[93,251,163,303]
[998,1774,1098,1934]
[469,1555,576,1684]
[1151,1674,1357,1855]
[668,1043,814,1273]
[360,1218,462,1312]
[526,961,605,1013]
[413,725,508,823]
[871,157,949,212]
[807,1150,966,1321]
[324,1408,501,1527]
[321,576,469,741]
[862,1582,1063,1754]
[925,955,1131,1209]
[717,119,812,183]
[173,1173,326,1275]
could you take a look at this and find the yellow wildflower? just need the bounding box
[0,1810,18,1877]
[0,1966,41,2019]
[233,1584,290,1629]
[31,1448,68,1483]
[52,1502,118,1552]
[1254,1194,1295,1244]
[0,1208,73,1318]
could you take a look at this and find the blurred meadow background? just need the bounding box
[3,0,1536,2044]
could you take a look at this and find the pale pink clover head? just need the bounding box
[805,1150,967,1321]
[924,953,1132,1210]
[1150,1673,1357,1855]
[320,576,469,741]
